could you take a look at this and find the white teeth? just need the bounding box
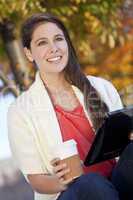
[47,56,61,62]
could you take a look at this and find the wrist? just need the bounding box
[51,175,67,193]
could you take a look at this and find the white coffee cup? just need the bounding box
[52,139,83,180]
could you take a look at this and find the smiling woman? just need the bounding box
[24,22,68,76]
[7,13,133,200]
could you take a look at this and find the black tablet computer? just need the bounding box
[84,105,133,166]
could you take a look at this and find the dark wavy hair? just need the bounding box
[21,13,109,131]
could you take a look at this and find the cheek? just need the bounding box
[57,41,68,53]
[33,48,48,60]
[64,45,69,61]
[61,44,69,62]
[64,44,69,60]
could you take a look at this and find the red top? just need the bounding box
[54,103,116,177]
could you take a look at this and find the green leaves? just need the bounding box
[0,0,128,62]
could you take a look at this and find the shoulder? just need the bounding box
[86,75,123,111]
[8,82,36,120]
[8,91,29,113]
[87,75,119,98]
[87,75,114,89]
[87,75,118,94]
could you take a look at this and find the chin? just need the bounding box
[53,65,67,73]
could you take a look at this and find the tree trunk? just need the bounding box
[0,19,31,91]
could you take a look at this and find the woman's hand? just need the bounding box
[129,132,133,140]
[50,158,72,191]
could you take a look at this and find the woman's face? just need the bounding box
[25,22,69,75]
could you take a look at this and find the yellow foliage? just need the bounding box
[83,41,133,99]
[108,34,115,49]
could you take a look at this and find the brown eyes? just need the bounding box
[56,37,64,41]
[37,37,64,46]
[37,41,47,46]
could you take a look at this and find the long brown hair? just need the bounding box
[21,13,109,131]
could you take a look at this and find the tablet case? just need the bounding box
[84,105,133,166]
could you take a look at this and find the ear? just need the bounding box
[23,47,34,62]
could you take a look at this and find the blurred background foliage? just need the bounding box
[0,1,132,196]
[0,0,132,104]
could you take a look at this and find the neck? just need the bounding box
[39,71,70,91]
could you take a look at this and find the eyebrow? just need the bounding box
[34,34,64,44]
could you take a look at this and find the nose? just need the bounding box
[49,42,58,53]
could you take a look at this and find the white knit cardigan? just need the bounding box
[8,72,123,200]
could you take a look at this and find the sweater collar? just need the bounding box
[32,72,94,138]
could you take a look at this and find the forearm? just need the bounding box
[28,174,67,194]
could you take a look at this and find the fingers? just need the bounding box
[50,158,60,166]
[56,168,70,179]
[129,132,133,140]
[53,163,67,173]
[50,158,72,186]
[53,162,70,179]
[51,158,70,180]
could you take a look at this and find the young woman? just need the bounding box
[8,13,133,200]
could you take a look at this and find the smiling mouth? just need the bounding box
[47,56,62,62]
